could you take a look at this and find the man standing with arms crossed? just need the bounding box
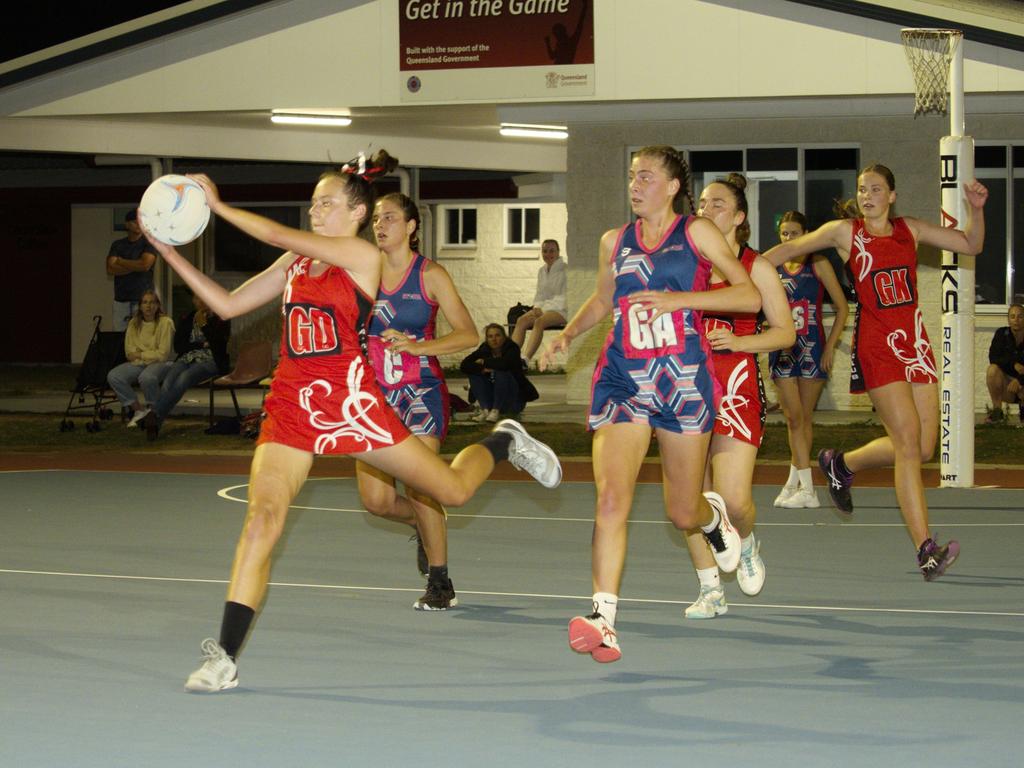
[107,208,157,331]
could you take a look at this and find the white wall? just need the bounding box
[70,208,119,359]
[18,0,1024,118]
[70,206,194,361]
[432,202,568,368]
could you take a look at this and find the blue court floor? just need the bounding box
[2,469,1022,767]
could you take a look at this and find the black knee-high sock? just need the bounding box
[479,431,513,463]
[219,601,255,660]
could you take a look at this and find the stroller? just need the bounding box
[59,316,126,433]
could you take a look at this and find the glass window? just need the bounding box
[440,206,477,247]
[748,147,797,171]
[805,147,859,172]
[976,145,1007,169]
[804,149,859,303]
[214,205,301,273]
[753,179,798,252]
[975,177,1007,304]
[1014,176,1024,303]
[974,142,1024,305]
[505,206,541,246]
[690,150,743,174]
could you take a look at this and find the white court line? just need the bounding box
[3,567,1022,618]
[216,483,1024,527]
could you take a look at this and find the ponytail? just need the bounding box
[321,149,400,230]
[636,145,696,214]
[716,172,751,245]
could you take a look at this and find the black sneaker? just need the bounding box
[413,531,428,578]
[413,579,458,611]
[917,538,960,581]
[985,408,1005,425]
[818,448,854,514]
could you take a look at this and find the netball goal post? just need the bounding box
[901,28,974,488]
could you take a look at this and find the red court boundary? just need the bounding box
[4,452,1024,488]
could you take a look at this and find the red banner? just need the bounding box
[399,0,593,71]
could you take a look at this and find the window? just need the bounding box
[504,206,541,247]
[680,145,859,300]
[439,206,477,248]
[974,143,1024,306]
[687,145,858,253]
[213,205,302,273]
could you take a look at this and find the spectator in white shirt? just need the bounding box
[511,239,567,364]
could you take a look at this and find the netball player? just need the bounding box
[143,152,561,691]
[682,174,795,618]
[769,211,849,509]
[541,146,761,662]
[360,192,477,610]
[762,164,987,580]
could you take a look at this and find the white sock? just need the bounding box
[786,464,800,487]
[592,592,618,625]
[696,567,720,590]
[741,532,756,555]
[797,467,813,489]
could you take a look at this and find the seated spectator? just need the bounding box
[143,293,231,440]
[511,239,567,366]
[986,303,1024,423]
[460,323,538,422]
[107,289,174,425]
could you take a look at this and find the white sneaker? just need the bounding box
[471,409,488,423]
[485,408,500,423]
[773,485,797,507]
[701,491,741,573]
[493,419,562,488]
[684,585,728,619]
[568,612,621,663]
[184,638,238,693]
[779,486,820,509]
[737,536,766,596]
[126,408,151,428]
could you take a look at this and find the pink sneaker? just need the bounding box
[568,613,621,663]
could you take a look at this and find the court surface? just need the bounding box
[2,469,1021,767]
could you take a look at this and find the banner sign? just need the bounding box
[938,135,975,488]
[398,0,594,101]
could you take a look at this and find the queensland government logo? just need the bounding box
[545,72,589,89]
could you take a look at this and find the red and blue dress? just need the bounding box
[588,215,720,434]
[366,253,450,439]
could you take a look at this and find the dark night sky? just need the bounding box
[1,2,185,63]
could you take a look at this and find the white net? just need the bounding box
[901,28,962,116]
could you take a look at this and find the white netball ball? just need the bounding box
[138,174,211,245]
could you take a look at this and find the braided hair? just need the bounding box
[778,210,809,235]
[319,149,400,230]
[635,145,697,215]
